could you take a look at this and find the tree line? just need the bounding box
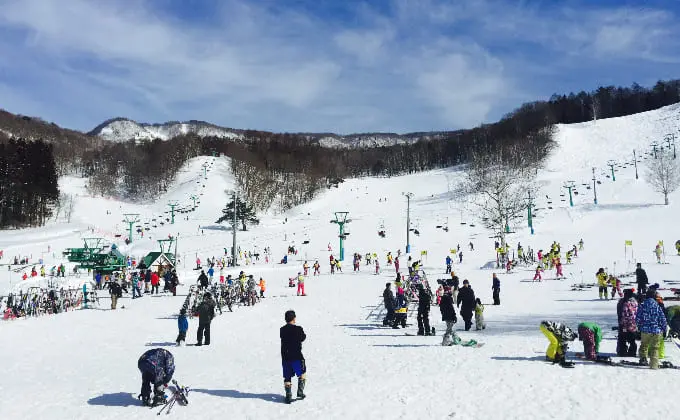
[0,138,59,228]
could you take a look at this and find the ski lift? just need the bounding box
[573,191,579,196]
[469,223,476,227]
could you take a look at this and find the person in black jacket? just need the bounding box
[280,310,306,404]
[457,279,476,331]
[196,292,215,346]
[197,270,209,290]
[417,284,432,335]
[635,263,648,295]
[440,287,459,345]
[492,273,501,305]
[382,283,395,326]
[109,280,122,310]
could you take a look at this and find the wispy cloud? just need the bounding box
[0,0,678,133]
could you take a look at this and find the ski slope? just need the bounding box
[2,104,680,419]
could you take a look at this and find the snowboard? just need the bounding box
[460,339,485,348]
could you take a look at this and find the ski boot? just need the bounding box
[284,383,293,404]
[297,377,306,400]
[639,357,649,366]
[152,392,167,407]
[138,394,151,407]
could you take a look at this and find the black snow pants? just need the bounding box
[417,308,430,335]
[197,322,211,345]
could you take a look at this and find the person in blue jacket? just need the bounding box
[207,266,215,281]
[95,272,102,290]
[176,309,188,346]
[636,289,668,369]
[138,348,175,406]
[445,255,452,274]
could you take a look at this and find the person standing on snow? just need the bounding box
[596,268,608,299]
[313,261,320,276]
[196,292,215,346]
[197,270,209,290]
[416,284,432,336]
[137,348,175,407]
[445,255,452,274]
[635,263,649,295]
[457,280,476,331]
[636,289,667,369]
[440,287,459,346]
[176,309,188,346]
[280,310,307,404]
[577,322,602,361]
[616,289,638,357]
[297,272,306,296]
[474,298,486,330]
[382,283,395,327]
[458,251,463,264]
[394,257,400,274]
[109,280,122,310]
[492,273,501,305]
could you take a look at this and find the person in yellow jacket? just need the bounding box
[258,278,266,298]
[596,268,608,299]
[296,272,306,296]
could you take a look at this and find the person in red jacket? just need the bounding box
[151,271,160,294]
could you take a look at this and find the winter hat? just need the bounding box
[645,288,657,298]
[385,282,391,288]
[463,279,470,285]
[623,289,634,299]
[180,308,186,315]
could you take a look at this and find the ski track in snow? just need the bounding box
[2,104,680,419]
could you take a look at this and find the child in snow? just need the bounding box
[176,309,188,346]
[596,268,608,299]
[375,259,380,275]
[654,244,663,263]
[288,277,296,288]
[609,276,622,299]
[555,257,564,279]
[435,285,444,306]
[259,277,266,298]
[540,321,577,365]
[313,261,320,276]
[297,273,306,296]
[474,298,486,330]
[577,322,602,361]
[533,265,542,282]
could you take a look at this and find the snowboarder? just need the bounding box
[196,292,215,346]
[176,309,188,346]
[636,289,667,368]
[416,284,432,336]
[457,280,476,331]
[635,263,649,295]
[474,298,486,330]
[440,287,459,346]
[539,321,577,366]
[492,273,501,305]
[577,322,602,361]
[616,288,638,357]
[138,348,175,407]
[382,283,395,326]
[280,310,306,404]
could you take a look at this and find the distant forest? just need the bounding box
[1,79,679,226]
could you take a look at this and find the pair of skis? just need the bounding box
[153,380,189,415]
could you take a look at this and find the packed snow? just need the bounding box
[2,104,680,419]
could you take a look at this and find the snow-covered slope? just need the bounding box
[89,118,244,142]
[2,105,680,419]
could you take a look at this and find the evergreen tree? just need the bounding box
[216,197,259,231]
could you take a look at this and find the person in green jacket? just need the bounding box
[577,322,602,360]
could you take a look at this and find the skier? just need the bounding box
[297,272,305,296]
[474,298,486,330]
[539,321,577,366]
[635,263,649,295]
[258,277,266,298]
[440,287,459,346]
[492,273,500,305]
[469,241,474,251]
[382,283,395,327]
[280,310,306,404]
[457,280,476,331]
[445,255,452,274]
[196,292,215,346]
[313,261,320,276]
[577,322,602,361]
[458,251,463,264]
[137,348,175,407]
[176,309,188,346]
[416,284,432,336]
[578,239,584,251]
[616,288,638,357]
[109,280,122,310]
[596,268,608,299]
[555,257,564,279]
[636,289,667,369]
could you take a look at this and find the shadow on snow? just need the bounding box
[192,389,282,403]
[87,392,139,407]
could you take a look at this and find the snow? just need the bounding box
[2,104,680,419]
[94,119,243,142]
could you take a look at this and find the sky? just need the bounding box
[1,0,680,135]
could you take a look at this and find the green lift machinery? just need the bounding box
[62,238,127,274]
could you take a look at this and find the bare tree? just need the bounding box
[645,151,680,205]
[461,149,531,247]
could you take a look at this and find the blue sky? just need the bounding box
[1,0,680,134]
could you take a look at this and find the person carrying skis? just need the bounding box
[176,309,188,347]
[474,298,486,330]
[636,289,668,369]
[492,273,501,305]
[138,348,175,407]
[577,322,602,361]
[457,280,476,331]
[635,263,649,295]
[297,272,306,296]
[280,310,306,404]
[596,268,608,299]
[445,255,452,274]
[382,283,395,327]
[196,292,215,346]
[616,288,638,357]
[440,287,459,346]
[416,284,432,336]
